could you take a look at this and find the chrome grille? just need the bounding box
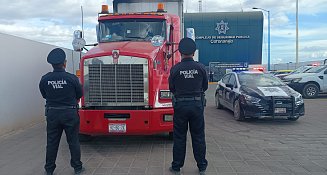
[84,56,148,107]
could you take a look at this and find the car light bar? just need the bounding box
[232,68,248,72]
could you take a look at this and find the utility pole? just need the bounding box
[253,7,271,71]
[199,0,202,13]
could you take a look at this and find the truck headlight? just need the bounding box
[292,78,302,83]
[159,90,172,99]
[295,94,304,106]
[163,114,173,122]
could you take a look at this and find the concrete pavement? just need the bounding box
[1,85,327,175]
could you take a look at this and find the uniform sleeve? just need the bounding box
[74,76,83,99]
[201,66,208,92]
[39,78,46,99]
[168,68,175,94]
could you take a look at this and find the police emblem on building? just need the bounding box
[215,20,229,34]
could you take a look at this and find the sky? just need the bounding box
[0,0,326,64]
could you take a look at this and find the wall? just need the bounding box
[0,33,81,136]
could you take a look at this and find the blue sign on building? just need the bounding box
[184,12,264,66]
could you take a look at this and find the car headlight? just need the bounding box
[292,78,302,83]
[243,94,261,103]
[295,93,304,106]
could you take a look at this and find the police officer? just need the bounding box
[169,38,208,175]
[209,71,214,82]
[39,48,85,175]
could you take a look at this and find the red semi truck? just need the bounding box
[74,0,190,139]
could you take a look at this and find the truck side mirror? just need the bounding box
[72,30,86,51]
[74,30,83,39]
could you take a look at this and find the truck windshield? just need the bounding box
[98,19,166,42]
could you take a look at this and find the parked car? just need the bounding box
[273,70,293,79]
[215,71,305,121]
[290,65,314,74]
[275,65,314,81]
[284,65,327,98]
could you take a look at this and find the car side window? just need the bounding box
[228,74,236,86]
[222,74,231,84]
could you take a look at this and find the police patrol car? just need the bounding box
[215,70,305,121]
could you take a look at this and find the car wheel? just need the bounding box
[302,83,319,98]
[79,134,93,142]
[233,99,245,121]
[288,116,299,121]
[215,94,223,109]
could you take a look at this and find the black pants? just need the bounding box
[45,109,82,173]
[171,100,208,172]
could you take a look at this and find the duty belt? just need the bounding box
[46,106,78,109]
[175,96,202,102]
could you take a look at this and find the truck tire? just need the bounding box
[302,83,319,99]
[168,132,173,140]
[79,134,93,142]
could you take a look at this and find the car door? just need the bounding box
[225,74,237,110]
[218,74,231,106]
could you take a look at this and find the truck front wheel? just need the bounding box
[302,83,319,98]
[168,132,173,140]
[79,134,93,142]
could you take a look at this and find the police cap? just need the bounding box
[178,37,196,55]
[47,48,66,64]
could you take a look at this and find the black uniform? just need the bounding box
[209,71,214,82]
[169,38,208,173]
[39,48,83,174]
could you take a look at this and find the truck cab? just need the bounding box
[76,2,183,138]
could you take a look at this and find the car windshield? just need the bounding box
[305,65,327,73]
[238,73,285,87]
[273,71,291,75]
[98,19,166,42]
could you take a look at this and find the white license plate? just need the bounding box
[274,108,286,113]
[109,123,126,133]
